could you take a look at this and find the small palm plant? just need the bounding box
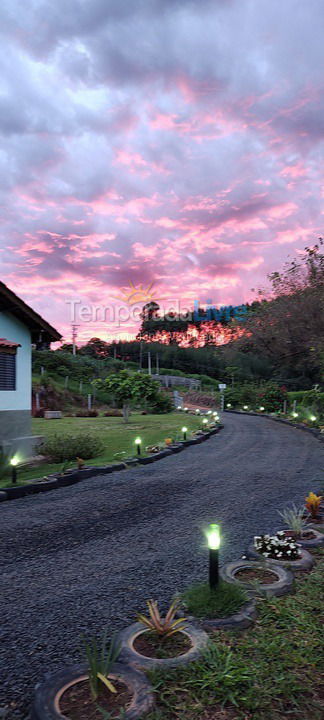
[137,599,187,639]
[81,630,120,700]
[278,504,306,537]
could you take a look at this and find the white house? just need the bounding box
[0,281,61,457]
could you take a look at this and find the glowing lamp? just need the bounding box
[184,407,188,412]
[292,412,298,418]
[177,405,182,411]
[202,418,208,425]
[207,410,212,415]
[134,437,142,455]
[206,523,221,589]
[182,426,188,440]
[226,403,232,408]
[10,457,18,484]
[259,406,265,411]
[243,405,249,410]
[310,415,317,422]
[196,409,200,414]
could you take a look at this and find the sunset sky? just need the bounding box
[0,0,323,343]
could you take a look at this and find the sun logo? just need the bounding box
[115,280,159,306]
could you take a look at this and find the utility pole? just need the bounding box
[139,341,143,371]
[71,324,79,356]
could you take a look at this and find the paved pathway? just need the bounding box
[0,413,323,718]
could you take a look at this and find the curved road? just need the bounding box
[0,413,323,718]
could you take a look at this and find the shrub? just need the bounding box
[103,409,123,417]
[33,408,45,418]
[42,434,104,462]
[75,410,98,417]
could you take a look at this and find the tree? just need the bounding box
[95,370,172,422]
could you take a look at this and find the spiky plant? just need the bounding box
[137,599,187,638]
[81,630,120,700]
[278,504,306,536]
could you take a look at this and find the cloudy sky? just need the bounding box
[0,0,323,342]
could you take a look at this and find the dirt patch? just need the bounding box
[59,678,132,720]
[133,631,192,659]
[234,568,279,584]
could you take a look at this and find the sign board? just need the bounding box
[218,383,227,391]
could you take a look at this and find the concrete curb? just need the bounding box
[0,425,224,503]
[224,409,324,442]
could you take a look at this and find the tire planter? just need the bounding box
[195,598,257,632]
[117,621,209,670]
[246,544,314,571]
[278,528,324,548]
[220,560,294,597]
[31,662,154,720]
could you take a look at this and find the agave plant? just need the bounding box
[278,504,306,536]
[305,492,323,519]
[137,599,187,638]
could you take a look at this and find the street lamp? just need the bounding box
[206,523,221,589]
[134,437,142,455]
[182,426,188,440]
[10,457,18,484]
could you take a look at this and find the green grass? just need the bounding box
[182,581,247,619]
[146,551,324,720]
[0,412,202,487]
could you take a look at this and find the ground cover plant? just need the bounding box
[253,531,300,560]
[0,412,202,487]
[145,551,324,720]
[181,581,247,619]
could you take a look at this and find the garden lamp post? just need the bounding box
[134,437,142,456]
[10,458,18,484]
[310,415,317,422]
[202,418,208,428]
[206,523,220,589]
[182,426,187,440]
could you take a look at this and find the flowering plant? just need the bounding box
[253,531,301,560]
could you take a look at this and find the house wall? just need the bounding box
[0,311,32,443]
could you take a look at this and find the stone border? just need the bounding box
[220,560,294,597]
[117,621,209,670]
[31,662,154,720]
[224,409,324,443]
[0,425,223,503]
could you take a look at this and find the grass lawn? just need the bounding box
[0,412,202,487]
[146,549,324,720]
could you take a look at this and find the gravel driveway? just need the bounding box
[0,413,323,718]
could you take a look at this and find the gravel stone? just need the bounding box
[0,413,323,718]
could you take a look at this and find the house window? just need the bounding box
[0,352,16,390]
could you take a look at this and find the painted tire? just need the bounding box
[276,528,324,548]
[117,621,209,670]
[198,598,257,631]
[246,544,314,571]
[220,560,294,597]
[31,662,154,720]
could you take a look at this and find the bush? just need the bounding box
[75,410,98,417]
[42,434,104,462]
[103,409,123,417]
[33,408,45,418]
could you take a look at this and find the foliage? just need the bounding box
[137,599,187,638]
[146,554,324,720]
[254,531,300,560]
[0,450,10,480]
[305,492,323,519]
[81,630,120,700]
[95,371,173,413]
[42,433,104,462]
[256,383,287,412]
[278,504,306,536]
[181,581,247,619]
